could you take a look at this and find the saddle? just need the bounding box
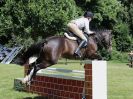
[64,31,94,47]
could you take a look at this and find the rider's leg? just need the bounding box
[74,40,87,57]
[67,23,87,41]
[67,23,87,57]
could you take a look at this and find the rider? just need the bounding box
[67,11,94,57]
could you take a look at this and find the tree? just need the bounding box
[84,0,132,51]
[0,0,132,52]
[0,0,80,47]
[129,4,133,36]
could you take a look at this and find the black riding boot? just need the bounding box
[74,40,87,57]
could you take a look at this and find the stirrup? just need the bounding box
[83,42,87,47]
[74,51,82,57]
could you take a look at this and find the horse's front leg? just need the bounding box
[91,53,103,60]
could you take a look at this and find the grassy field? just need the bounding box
[0,60,133,99]
[0,64,38,99]
[108,61,133,99]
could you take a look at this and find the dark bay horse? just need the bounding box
[15,30,112,84]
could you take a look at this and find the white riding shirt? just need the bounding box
[71,17,93,34]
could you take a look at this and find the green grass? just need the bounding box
[40,61,85,78]
[0,60,133,99]
[0,64,38,99]
[108,61,133,99]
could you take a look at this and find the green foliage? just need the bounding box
[0,0,133,61]
[91,0,123,28]
[129,4,133,35]
[0,3,13,36]
[111,49,128,62]
[86,0,132,53]
[6,35,34,50]
[85,0,91,2]
[110,33,130,61]
[0,0,79,45]
[95,0,121,21]
[113,21,132,51]
[98,48,111,60]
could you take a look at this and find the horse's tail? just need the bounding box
[15,41,45,66]
[24,42,44,58]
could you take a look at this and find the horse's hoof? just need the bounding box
[27,81,31,85]
[21,80,31,86]
[21,79,26,84]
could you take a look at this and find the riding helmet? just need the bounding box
[84,11,94,18]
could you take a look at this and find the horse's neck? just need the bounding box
[95,33,103,44]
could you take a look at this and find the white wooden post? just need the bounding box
[92,61,107,99]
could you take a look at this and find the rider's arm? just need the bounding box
[84,18,94,34]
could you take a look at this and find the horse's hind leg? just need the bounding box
[31,55,59,78]
[23,67,35,84]
[23,61,53,85]
[23,49,60,84]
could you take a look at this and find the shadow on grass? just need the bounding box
[23,96,48,99]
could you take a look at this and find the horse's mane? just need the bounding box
[93,29,112,33]
[92,29,112,48]
[94,29,112,33]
